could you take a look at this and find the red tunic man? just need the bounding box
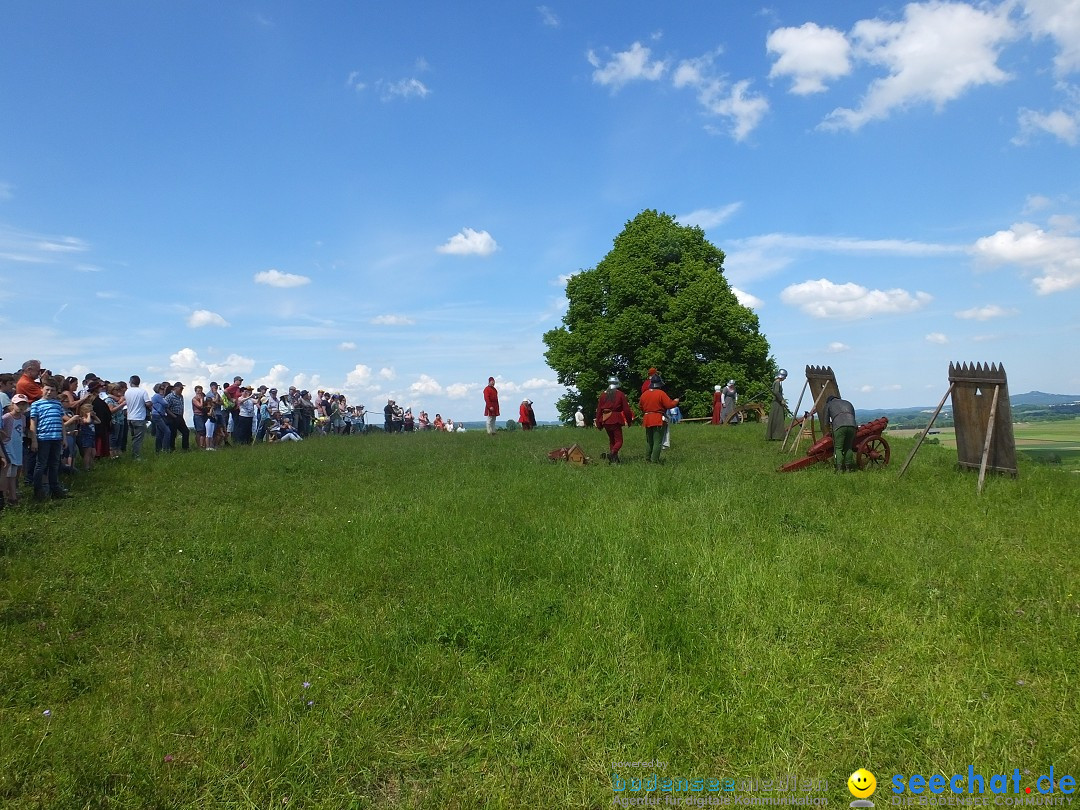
[595,376,634,464]
[639,375,679,464]
[483,376,500,435]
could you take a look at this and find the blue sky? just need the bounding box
[2,1,1078,420]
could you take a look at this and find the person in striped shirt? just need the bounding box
[29,379,68,500]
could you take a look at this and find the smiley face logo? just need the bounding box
[848,769,877,799]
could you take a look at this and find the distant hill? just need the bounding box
[852,390,1080,428]
[1010,391,1080,406]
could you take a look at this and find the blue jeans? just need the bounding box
[33,439,63,496]
[111,419,126,453]
[151,414,170,452]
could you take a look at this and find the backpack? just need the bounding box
[221,391,234,411]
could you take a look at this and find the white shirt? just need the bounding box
[124,386,152,421]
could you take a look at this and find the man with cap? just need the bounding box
[224,375,244,437]
[825,395,858,472]
[164,381,190,450]
[639,374,679,464]
[595,376,634,464]
[766,369,789,441]
[641,367,659,396]
[483,377,500,435]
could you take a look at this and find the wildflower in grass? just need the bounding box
[42,710,51,718]
[302,681,311,689]
[164,754,174,763]
[306,700,314,707]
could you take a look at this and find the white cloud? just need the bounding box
[767,22,852,94]
[1022,0,1080,76]
[587,42,667,89]
[378,367,396,380]
[0,181,12,201]
[346,71,365,92]
[346,364,375,388]
[371,314,416,326]
[254,268,311,288]
[723,231,963,283]
[409,374,442,395]
[254,364,291,390]
[445,382,474,399]
[677,202,742,229]
[537,5,559,27]
[1025,194,1054,212]
[0,225,90,264]
[166,348,205,375]
[972,219,1080,293]
[731,287,763,308]
[436,227,498,256]
[680,71,769,141]
[209,354,256,378]
[1014,107,1079,145]
[187,309,230,328]
[380,78,430,101]
[954,304,1017,320]
[860,384,875,393]
[925,332,949,344]
[338,341,357,350]
[826,341,851,353]
[822,2,1016,131]
[780,278,932,319]
[166,348,254,380]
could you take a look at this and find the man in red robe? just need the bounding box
[518,399,533,430]
[483,376,500,435]
[595,377,634,464]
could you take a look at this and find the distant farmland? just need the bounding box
[888,416,1080,471]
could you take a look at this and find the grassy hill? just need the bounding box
[1,426,1077,807]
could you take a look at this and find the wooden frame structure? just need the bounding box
[898,362,1017,493]
[782,365,842,452]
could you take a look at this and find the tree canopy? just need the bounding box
[543,210,776,421]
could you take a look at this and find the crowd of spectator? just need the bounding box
[0,359,464,508]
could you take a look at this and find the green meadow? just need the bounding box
[1,424,1077,808]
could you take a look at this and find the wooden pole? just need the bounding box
[898,383,954,478]
[781,380,809,452]
[977,384,1000,495]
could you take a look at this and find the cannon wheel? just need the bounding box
[724,402,765,424]
[857,435,890,470]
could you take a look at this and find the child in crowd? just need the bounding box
[1,394,30,507]
[77,401,100,472]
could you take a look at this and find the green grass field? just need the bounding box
[1,425,1077,808]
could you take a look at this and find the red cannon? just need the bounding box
[779,417,891,472]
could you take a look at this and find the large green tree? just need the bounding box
[543,210,776,421]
